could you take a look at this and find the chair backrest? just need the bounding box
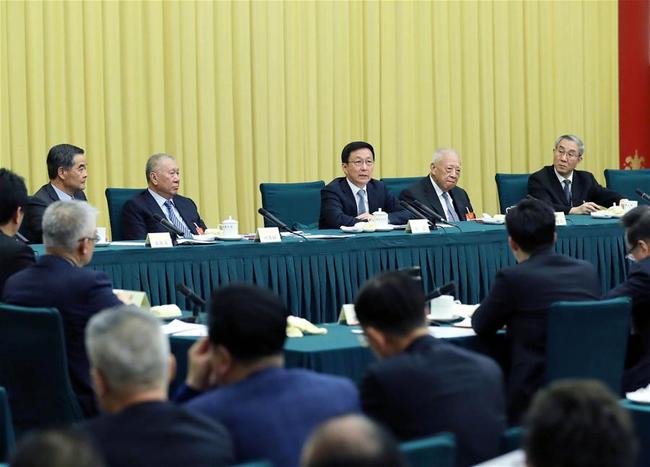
[381,177,421,198]
[105,188,141,241]
[0,387,15,463]
[545,297,631,393]
[0,304,83,436]
[495,174,530,213]
[400,432,456,467]
[259,181,324,230]
[604,169,650,205]
[499,426,524,454]
[620,400,650,467]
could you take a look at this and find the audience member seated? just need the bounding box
[301,414,406,467]
[472,199,601,423]
[10,428,106,467]
[174,284,360,467]
[355,271,506,467]
[528,134,621,214]
[121,153,206,240]
[20,144,88,243]
[400,148,473,222]
[82,306,234,467]
[605,205,650,392]
[319,141,410,228]
[0,168,35,294]
[2,201,122,416]
[524,380,637,467]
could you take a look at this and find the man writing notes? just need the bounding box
[528,134,622,214]
[319,141,410,229]
[400,148,473,222]
[121,153,206,240]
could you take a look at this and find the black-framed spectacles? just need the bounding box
[79,233,101,244]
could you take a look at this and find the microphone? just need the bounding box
[257,208,308,240]
[15,232,29,243]
[409,198,446,223]
[153,214,184,237]
[635,189,650,202]
[425,281,456,300]
[175,283,207,306]
[399,201,435,228]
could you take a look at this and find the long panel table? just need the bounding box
[32,216,627,323]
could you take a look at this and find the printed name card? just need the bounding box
[113,289,151,307]
[256,227,282,243]
[338,304,359,326]
[145,232,174,248]
[406,219,430,234]
[554,212,567,226]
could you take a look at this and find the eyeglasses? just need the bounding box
[625,241,640,262]
[554,147,580,160]
[347,159,375,168]
[79,233,101,244]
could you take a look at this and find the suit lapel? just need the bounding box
[44,184,60,202]
[422,178,446,219]
[545,166,569,204]
[449,189,466,220]
[340,178,358,216]
[144,191,168,219]
[172,197,197,234]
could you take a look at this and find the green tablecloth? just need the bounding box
[32,216,627,323]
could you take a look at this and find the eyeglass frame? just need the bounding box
[346,159,375,168]
[78,232,101,244]
[554,146,581,160]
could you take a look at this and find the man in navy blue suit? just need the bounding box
[605,206,650,392]
[472,199,601,423]
[83,306,234,467]
[3,200,122,416]
[528,134,621,214]
[355,271,506,467]
[174,284,360,467]
[319,141,410,228]
[122,153,206,240]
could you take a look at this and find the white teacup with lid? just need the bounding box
[372,208,389,227]
[219,216,239,237]
[428,295,460,320]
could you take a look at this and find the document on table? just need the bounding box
[162,319,207,336]
[428,326,476,338]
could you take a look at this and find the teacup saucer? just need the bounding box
[217,234,244,241]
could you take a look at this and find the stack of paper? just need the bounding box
[161,319,207,336]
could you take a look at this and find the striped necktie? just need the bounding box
[164,200,192,238]
[442,192,460,222]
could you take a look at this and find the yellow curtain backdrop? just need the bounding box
[0,0,618,234]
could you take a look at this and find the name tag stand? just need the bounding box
[256,227,282,243]
[338,304,359,325]
[145,232,174,248]
[406,219,431,234]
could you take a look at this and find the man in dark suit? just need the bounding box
[3,200,122,416]
[174,284,360,467]
[605,206,650,392]
[528,134,622,214]
[400,148,474,222]
[121,153,206,240]
[472,199,601,423]
[355,271,506,467]
[20,144,88,243]
[319,141,410,228]
[0,169,35,294]
[83,306,234,467]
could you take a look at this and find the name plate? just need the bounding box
[256,227,282,243]
[338,304,359,326]
[406,219,431,234]
[145,232,174,248]
[554,212,567,226]
[113,289,151,307]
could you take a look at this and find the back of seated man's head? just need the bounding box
[505,198,555,253]
[208,284,288,362]
[621,205,650,259]
[43,200,97,254]
[85,306,170,410]
[301,414,406,467]
[354,271,425,337]
[0,168,28,227]
[525,380,637,467]
[10,428,106,467]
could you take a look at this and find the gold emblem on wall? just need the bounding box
[623,150,647,170]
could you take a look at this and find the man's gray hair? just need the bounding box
[85,306,169,394]
[555,134,585,156]
[431,148,460,165]
[42,200,97,252]
[145,153,176,183]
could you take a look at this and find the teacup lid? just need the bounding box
[222,216,237,224]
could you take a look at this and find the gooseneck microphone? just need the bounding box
[635,189,650,202]
[399,200,435,228]
[409,198,446,223]
[175,283,206,322]
[257,208,308,240]
[425,281,456,300]
[153,214,184,237]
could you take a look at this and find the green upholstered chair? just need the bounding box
[259,181,324,230]
[380,177,421,198]
[495,174,530,214]
[0,387,15,463]
[105,188,140,241]
[545,298,631,393]
[499,426,524,454]
[400,432,456,467]
[620,399,650,467]
[604,169,650,205]
[0,304,83,436]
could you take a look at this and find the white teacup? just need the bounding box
[372,208,389,227]
[621,199,638,212]
[428,295,460,320]
[96,227,107,243]
[219,216,239,237]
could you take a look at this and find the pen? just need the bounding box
[194,223,204,235]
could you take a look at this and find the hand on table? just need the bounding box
[569,202,601,214]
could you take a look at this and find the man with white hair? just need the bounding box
[82,306,234,467]
[3,200,122,416]
[400,148,474,222]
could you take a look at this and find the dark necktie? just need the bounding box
[563,179,572,205]
[164,200,192,238]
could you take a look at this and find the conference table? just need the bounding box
[32,215,628,323]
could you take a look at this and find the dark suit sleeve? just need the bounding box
[319,185,357,228]
[87,272,123,310]
[584,173,622,208]
[472,270,515,335]
[384,187,411,225]
[19,196,49,243]
[121,199,149,240]
[528,173,569,213]
[605,263,650,301]
[182,198,206,233]
[359,370,396,429]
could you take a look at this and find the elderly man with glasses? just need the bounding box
[319,141,410,229]
[3,200,122,416]
[528,134,622,214]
